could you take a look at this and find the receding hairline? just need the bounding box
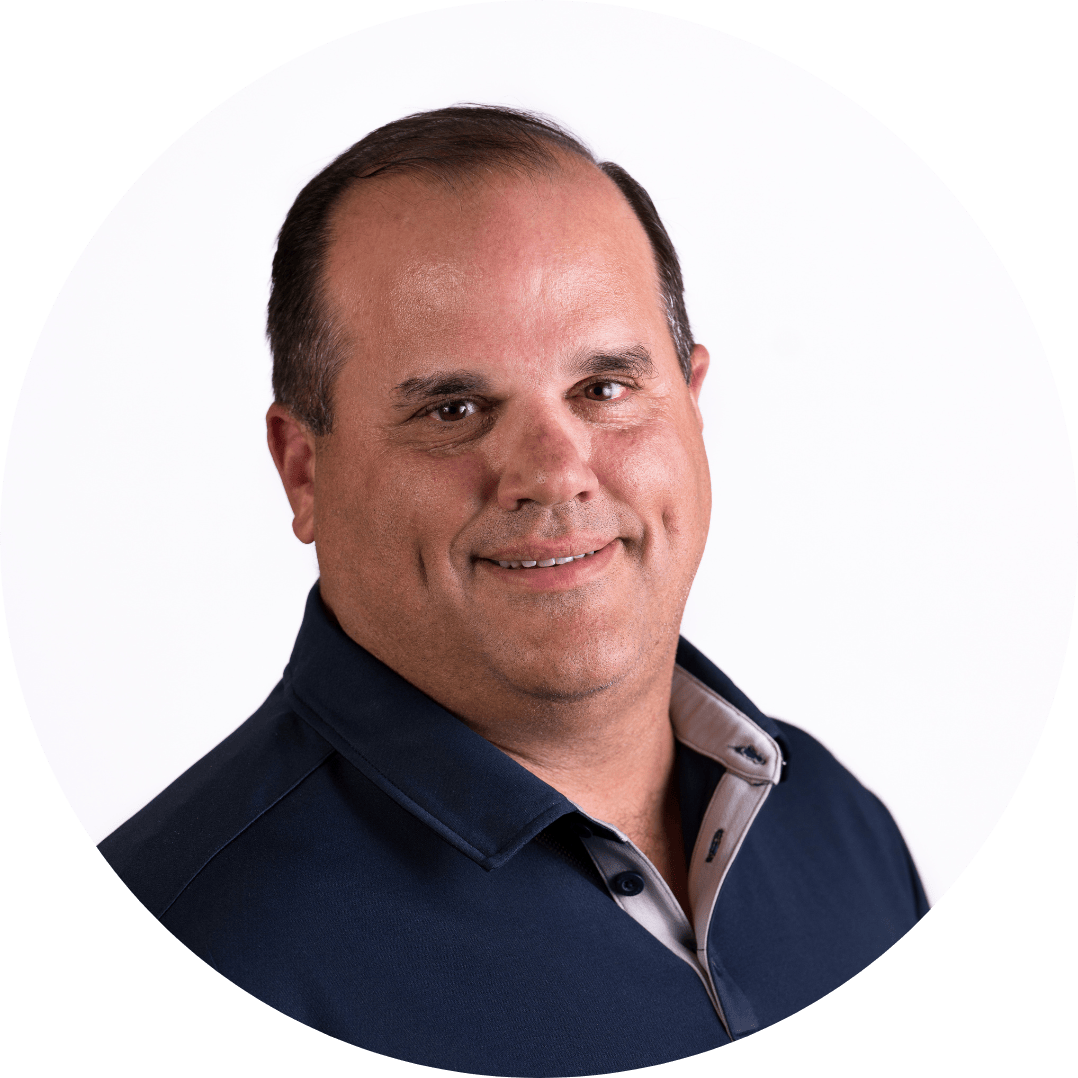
[323,145,626,245]
[315,151,667,351]
[268,106,696,436]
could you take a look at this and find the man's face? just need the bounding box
[281,159,711,717]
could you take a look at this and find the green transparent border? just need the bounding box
[4,2,1073,1078]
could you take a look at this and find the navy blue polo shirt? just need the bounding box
[100,585,928,1076]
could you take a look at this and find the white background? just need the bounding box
[3,0,1073,903]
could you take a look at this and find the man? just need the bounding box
[100,106,927,1076]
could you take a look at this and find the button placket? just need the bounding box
[560,663,784,1040]
[577,831,696,958]
[576,826,725,1025]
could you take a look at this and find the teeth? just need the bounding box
[495,549,601,569]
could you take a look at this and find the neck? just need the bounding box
[328,589,691,912]
[463,658,691,915]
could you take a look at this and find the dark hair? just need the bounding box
[268,105,694,434]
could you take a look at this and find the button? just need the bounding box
[611,871,645,896]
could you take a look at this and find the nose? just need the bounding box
[494,408,599,511]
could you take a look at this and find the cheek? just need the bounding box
[317,447,488,560]
[596,423,706,534]
[392,455,489,547]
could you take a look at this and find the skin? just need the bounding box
[267,157,711,912]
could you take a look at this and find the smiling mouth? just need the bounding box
[494,550,600,570]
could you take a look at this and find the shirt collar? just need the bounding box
[283,584,781,870]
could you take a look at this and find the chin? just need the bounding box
[481,624,652,704]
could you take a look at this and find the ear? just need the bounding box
[687,344,710,426]
[266,403,317,544]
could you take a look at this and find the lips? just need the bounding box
[495,549,599,569]
[477,538,616,570]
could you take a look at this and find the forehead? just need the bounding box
[320,159,666,355]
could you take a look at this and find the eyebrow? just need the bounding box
[390,346,656,408]
[392,370,495,407]
[569,345,656,381]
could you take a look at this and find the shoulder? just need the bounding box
[98,681,337,917]
[761,719,928,913]
[772,719,900,829]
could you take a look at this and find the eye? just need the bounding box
[429,399,478,422]
[582,381,628,402]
